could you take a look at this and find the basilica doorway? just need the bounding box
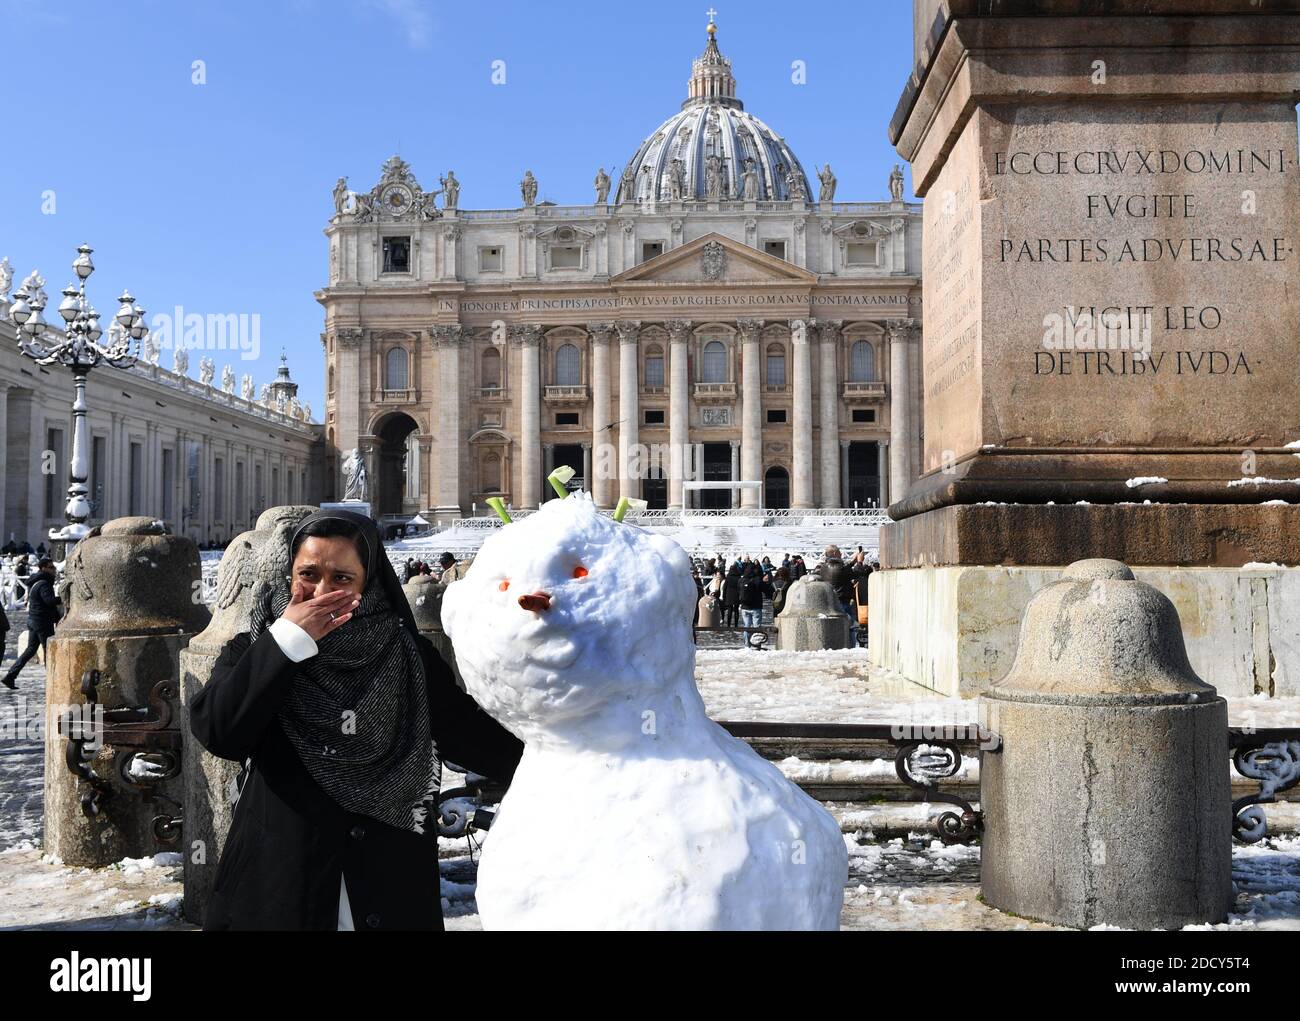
[764,466,790,509]
[698,442,732,509]
[846,441,882,508]
[545,443,586,500]
[376,412,420,516]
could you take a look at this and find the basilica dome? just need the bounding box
[615,22,813,205]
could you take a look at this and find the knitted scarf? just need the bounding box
[248,558,440,835]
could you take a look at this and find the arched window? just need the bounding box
[385,347,409,390]
[850,340,876,382]
[482,454,502,493]
[555,343,580,385]
[702,340,727,383]
[766,343,786,385]
[328,366,335,394]
[644,344,665,387]
[481,347,501,388]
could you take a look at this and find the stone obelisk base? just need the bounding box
[869,504,1300,699]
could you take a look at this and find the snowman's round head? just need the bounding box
[441,493,699,739]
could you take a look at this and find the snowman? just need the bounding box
[441,491,847,930]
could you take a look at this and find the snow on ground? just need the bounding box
[695,648,979,724]
[779,756,980,783]
[3,629,1298,930]
[0,848,190,931]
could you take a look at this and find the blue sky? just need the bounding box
[0,0,915,411]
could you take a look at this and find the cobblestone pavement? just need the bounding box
[0,628,45,852]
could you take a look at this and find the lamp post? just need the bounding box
[4,245,148,556]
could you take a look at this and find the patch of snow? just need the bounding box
[1125,477,1168,488]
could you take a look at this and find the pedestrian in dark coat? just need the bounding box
[189,509,522,931]
[771,567,791,618]
[721,564,742,628]
[816,545,856,618]
[2,557,61,689]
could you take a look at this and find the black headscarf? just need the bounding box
[247,509,439,835]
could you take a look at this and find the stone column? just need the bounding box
[616,320,641,502]
[736,318,763,509]
[877,440,889,508]
[430,324,464,520]
[445,225,462,279]
[840,439,850,507]
[729,440,740,508]
[224,440,234,528]
[543,442,555,497]
[0,385,8,542]
[665,319,693,509]
[887,318,918,505]
[512,324,543,508]
[581,442,591,492]
[817,320,842,508]
[587,322,614,507]
[981,560,1231,930]
[334,328,363,459]
[791,319,814,508]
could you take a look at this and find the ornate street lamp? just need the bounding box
[4,245,148,554]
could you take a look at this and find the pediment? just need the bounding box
[611,233,816,286]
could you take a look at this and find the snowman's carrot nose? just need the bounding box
[518,591,552,612]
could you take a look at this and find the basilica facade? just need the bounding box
[319,22,924,522]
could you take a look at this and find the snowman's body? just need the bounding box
[441,494,847,930]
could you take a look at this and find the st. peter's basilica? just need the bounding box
[320,20,923,523]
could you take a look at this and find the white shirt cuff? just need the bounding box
[269,617,319,662]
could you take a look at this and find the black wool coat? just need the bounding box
[188,628,523,931]
[25,574,62,636]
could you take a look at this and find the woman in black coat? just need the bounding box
[189,509,523,931]
[721,564,742,628]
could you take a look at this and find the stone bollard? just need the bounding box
[44,517,210,867]
[980,559,1233,929]
[697,593,718,628]
[404,573,464,690]
[179,504,316,925]
[775,576,850,651]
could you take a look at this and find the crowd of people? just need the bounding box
[689,545,875,638]
[400,552,467,584]
[0,537,878,692]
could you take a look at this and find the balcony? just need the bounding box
[842,381,887,400]
[764,383,789,394]
[693,381,737,403]
[641,384,667,396]
[544,384,588,405]
[478,386,508,401]
[376,388,416,403]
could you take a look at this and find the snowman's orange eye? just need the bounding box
[499,580,510,591]
[573,566,588,578]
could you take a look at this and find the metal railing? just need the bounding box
[415,506,889,531]
[437,718,997,846]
